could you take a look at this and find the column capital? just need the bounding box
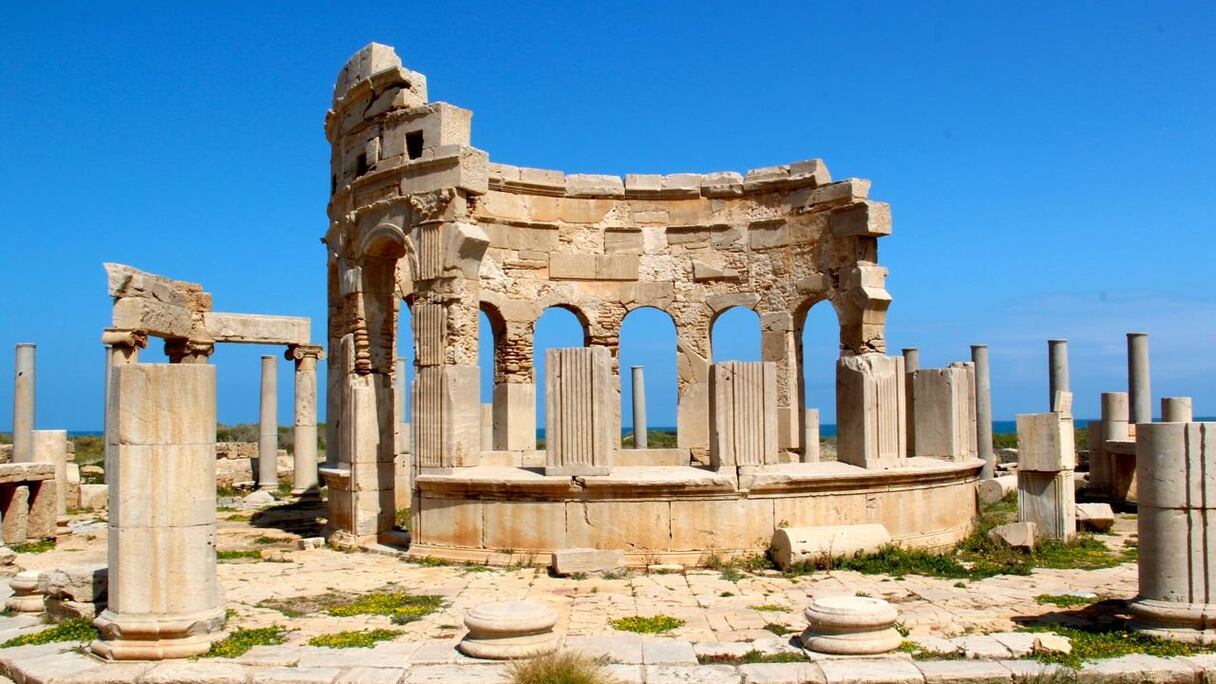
[101,329,148,350]
[164,338,215,363]
[286,344,326,362]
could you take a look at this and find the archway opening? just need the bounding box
[710,306,761,363]
[800,301,839,460]
[619,307,677,448]
[533,306,588,448]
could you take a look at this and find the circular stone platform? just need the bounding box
[801,595,902,655]
[458,600,559,659]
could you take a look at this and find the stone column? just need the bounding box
[288,345,323,496]
[1047,339,1069,411]
[1128,332,1152,425]
[1088,392,1129,499]
[902,348,918,457]
[12,344,35,463]
[31,430,68,518]
[802,409,821,463]
[1161,397,1193,423]
[102,330,148,483]
[481,403,493,451]
[971,345,995,479]
[395,357,409,451]
[257,355,278,491]
[761,311,800,455]
[91,363,225,660]
[631,366,648,449]
[710,361,778,469]
[1130,421,1215,644]
[836,353,906,469]
[545,347,614,476]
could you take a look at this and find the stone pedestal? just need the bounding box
[801,596,902,655]
[257,355,278,491]
[459,600,559,659]
[289,345,323,496]
[6,570,45,613]
[545,347,614,476]
[836,353,906,469]
[911,364,976,461]
[710,361,778,469]
[91,363,225,660]
[1130,422,1216,645]
[1016,412,1076,541]
[12,344,35,463]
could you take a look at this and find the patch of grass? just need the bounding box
[461,562,493,573]
[395,507,411,531]
[897,640,966,660]
[719,567,744,582]
[569,572,588,581]
[749,604,786,612]
[11,539,55,554]
[216,483,245,499]
[225,513,251,522]
[1021,624,1208,669]
[413,555,451,567]
[1035,594,1095,609]
[763,622,793,636]
[600,570,626,580]
[203,626,286,658]
[1033,536,1129,571]
[70,435,104,467]
[620,429,678,449]
[698,650,806,664]
[609,615,684,634]
[308,628,400,649]
[719,591,735,598]
[327,591,445,625]
[507,650,616,684]
[1,618,97,648]
[252,535,289,545]
[217,549,262,562]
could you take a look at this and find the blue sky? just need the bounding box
[1,2,1213,431]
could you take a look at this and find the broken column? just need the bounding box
[631,366,647,448]
[972,344,995,479]
[802,408,821,463]
[1128,332,1152,425]
[102,330,148,483]
[289,345,323,495]
[836,353,906,469]
[257,355,278,491]
[710,361,778,469]
[1047,339,1069,411]
[902,348,918,456]
[12,343,35,463]
[911,363,977,461]
[31,430,68,518]
[1015,408,1076,541]
[1130,421,1215,644]
[1161,397,1193,423]
[1087,392,1129,500]
[545,347,614,476]
[481,403,493,451]
[91,363,225,660]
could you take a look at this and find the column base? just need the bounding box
[90,606,226,660]
[1129,598,1216,645]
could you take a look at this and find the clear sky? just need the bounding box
[1,2,1213,431]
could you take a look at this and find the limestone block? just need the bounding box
[801,595,901,655]
[912,366,977,461]
[978,475,1016,505]
[334,43,402,101]
[493,383,536,451]
[203,312,310,346]
[31,430,68,516]
[566,500,670,552]
[670,497,775,551]
[1075,503,1115,532]
[829,201,892,238]
[545,347,615,476]
[482,500,566,551]
[112,297,194,339]
[701,171,744,197]
[566,174,625,197]
[836,354,906,469]
[988,522,1036,551]
[549,254,597,280]
[770,524,891,570]
[803,409,821,463]
[38,565,108,604]
[624,174,663,194]
[1017,469,1075,541]
[551,548,625,576]
[459,601,559,659]
[710,361,778,469]
[79,484,108,511]
[748,219,789,249]
[604,229,643,254]
[692,259,742,282]
[1016,412,1075,471]
[662,173,702,197]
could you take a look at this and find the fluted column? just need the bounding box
[288,345,324,495]
[258,355,278,491]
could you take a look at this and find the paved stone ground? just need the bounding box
[4,506,1210,682]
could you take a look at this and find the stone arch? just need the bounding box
[710,306,762,364]
[619,306,679,447]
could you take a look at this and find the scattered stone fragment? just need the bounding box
[551,548,624,576]
[987,522,1036,551]
[1075,503,1115,532]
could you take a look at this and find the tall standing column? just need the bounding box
[631,366,648,449]
[289,345,324,495]
[1128,332,1152,425]
[258,355,278,491]
[971,344,995,480]
[1047,339,1069,412]
[902,348,918,457]
[91,363,225,660]
[12,344,35,463]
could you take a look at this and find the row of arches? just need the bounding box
[397,303,840,447]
